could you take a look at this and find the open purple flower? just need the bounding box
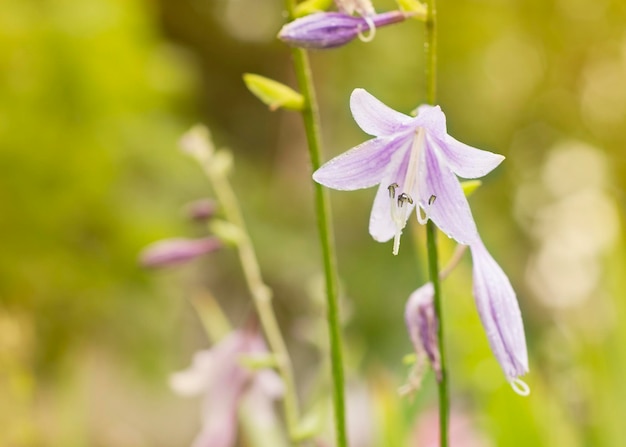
[278,11,408,49]
[170,329,283,447]
[314,89,529,389]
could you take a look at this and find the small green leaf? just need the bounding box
[243,73,304,111]
[238,353,279,370]
[402,353,417,365]
[295,0,333,17]
[461,180,482,197]
[397,0,427,19]
[209,219,244,246]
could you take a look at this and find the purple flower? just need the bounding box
[139,237,221,268]
[278,11,408,49]
[404,283,441,381]
[170,329,283,447]
[184,198,217,222]
[313,89,529,389]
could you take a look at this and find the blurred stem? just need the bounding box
[203,166,302,444]
[283,2,347,447]
[424,0,449,445]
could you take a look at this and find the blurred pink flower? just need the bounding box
[412,408,491,447]
[170,329,283,447]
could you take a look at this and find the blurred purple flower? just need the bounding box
[278,11,408,49]
[184,198,217,222]
[139,237,221,268]
[314,89,528,389]
[404,283,441,380]
[170,329,283,447]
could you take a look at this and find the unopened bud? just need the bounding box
[183,198,217,222]
[180,125,214,163]
[404,283,441,381]
[139,237,221,268]
[278,11,408,50]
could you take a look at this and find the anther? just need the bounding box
[397,193,413,207]
[388,183,399,199]
[428,195,437,205]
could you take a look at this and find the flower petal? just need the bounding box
[436,134,505,179]
[470,240,528,381]
[313,136,401,190]
[369,143,413,241]
[414,104,447,139]
[350,88,414,137]
[418,136,479,245]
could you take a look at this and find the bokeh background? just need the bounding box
[1,0,625,445]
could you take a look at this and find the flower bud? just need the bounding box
[139,237,221,268]
[404,283,441,381]
[278,11,408,49]
[183,198,217,222]
[180,125,214,163]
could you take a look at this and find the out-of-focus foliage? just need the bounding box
[1,0,625,446]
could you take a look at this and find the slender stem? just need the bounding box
[205,166,302,444]
[424,0,448,445]
[426,222,448,447]
[282,3,347,447]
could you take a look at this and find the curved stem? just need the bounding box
[282,3,348,447]
[424,0,449,445]
[205,167,302,444]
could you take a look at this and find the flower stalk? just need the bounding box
[283,2,348,447]
[423,0,449,444]
[197,153,302,444]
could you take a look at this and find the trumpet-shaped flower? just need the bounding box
[314,89,528,389]
[170,329,283,447]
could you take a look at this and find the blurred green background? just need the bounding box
[1,0,625,445]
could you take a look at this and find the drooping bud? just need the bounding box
[184,198,217,222]
[139,237,221,268]
[243,73,304,111]
[404,283,441,381]
[278,11,408,50]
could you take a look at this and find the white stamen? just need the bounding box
[510,378,531,396]
[388,129,426,255]
[357,16,376,43]
[416,205,429,224]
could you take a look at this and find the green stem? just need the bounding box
[426,221,448,447]
[283,3,347,447]
[424,0,448,446]
[205,167,302,444]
